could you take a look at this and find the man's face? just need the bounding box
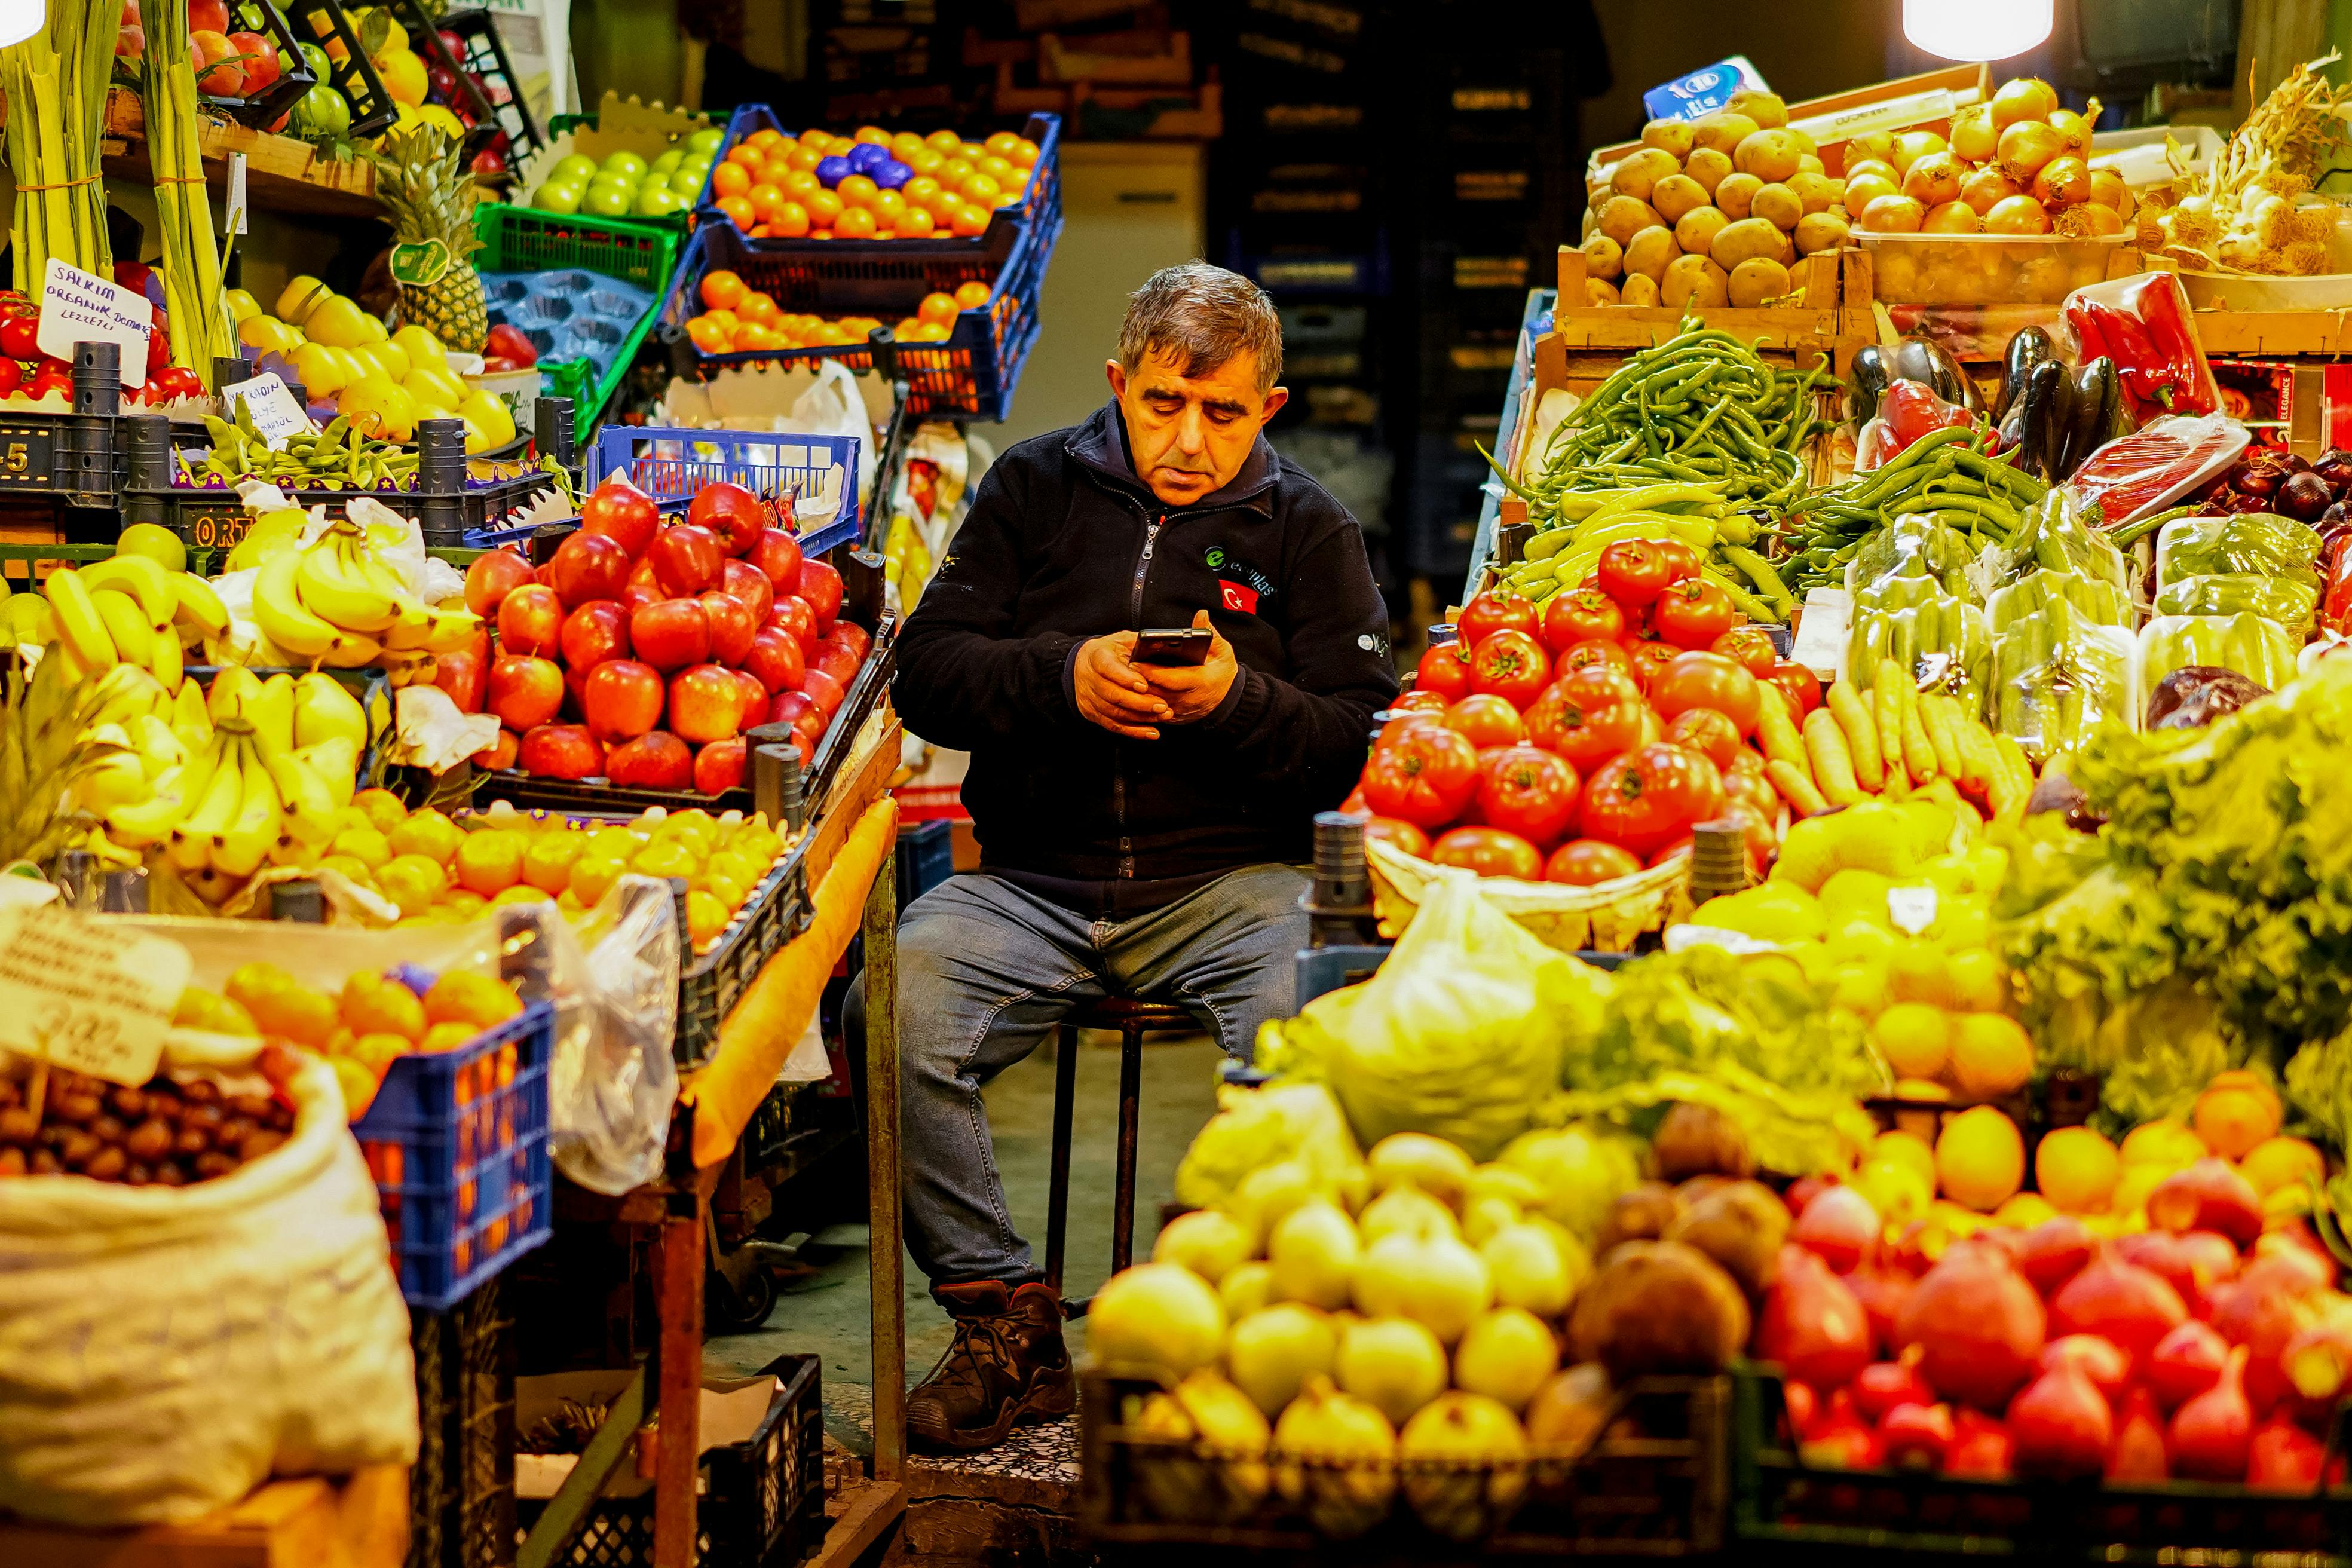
[1107,347,1288,507]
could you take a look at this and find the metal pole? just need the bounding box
[863,845,905,1482]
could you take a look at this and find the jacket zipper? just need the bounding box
[1113,504,1166,883]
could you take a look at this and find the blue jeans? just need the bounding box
[886,865,1307,1289]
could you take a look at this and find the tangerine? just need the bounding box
[898,206,936,238]
[835,206,878,239]
[454,829,526,896]
[378,853,448,916]
[699,268,745,309]
[330,824,394,868]
[686,889,731,947]
[523,833,581,893]
[1936,1104,2026,1213]
[954,280,992,308]
[424,971,525,1030]
[341,969,428,1043]
[387,807,463,864]
[950,203,990,237]
[853,124,890,145]
[1008,137,1040,167]
[712,162,751,199]
[569,854,627,906]
[738,292,780,327]
[2035,1125,2121,1214]
[226,962,341,1048]
[984,130,1021,158]
[1948,1012,2034,1101]
[2192,1071,2283,1160]
[771,201,811,238]
[332,1055,380,1120]
[715,195,757,230]
[806,189,844,227]
[918,290,960,326]
[837,173,878,207]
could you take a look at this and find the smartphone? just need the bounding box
[1132,627,1212,666]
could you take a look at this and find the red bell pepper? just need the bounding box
[2321,531,2352,635]
[2065,275,2215,419]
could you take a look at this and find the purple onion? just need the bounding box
[2315,448,2352,494]
[2279,471,2334,522]
[2225,491,2275,514]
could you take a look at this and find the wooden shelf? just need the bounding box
[100,85,382,220]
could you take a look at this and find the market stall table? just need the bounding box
[0,1468,411,1568]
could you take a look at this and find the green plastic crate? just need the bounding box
[473,204,682,445]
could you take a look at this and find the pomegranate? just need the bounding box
[1781,1379,1817,1441]
[2148,1159,2264,1247]
[2246,1410,2327,1491]
[1897,1238,2047,1410]
[1881,1401,1956,1470]
[1943,1411,2014,1478]
[2117,1230,2237,1314]
[2049,1254,2188,1366]
[2170,1345,2255,1480]
[2281,1319,2352,1407]
[1797,1389,1881,1469]
[1757,1245,1875,1392]
[2007,1364,2112,1478]
[2252,1224,2338,1288]
[2017,1216,2096,1297]
[1853,1358,1936,1422]
[2106,1386,2170,1481]
[1793,1186,1881,1273]
[1846,1265,1915,1356]
[2210,1256,2329,1412]
[2147,1319,2230,1411]
[2039,1334,2132,1402]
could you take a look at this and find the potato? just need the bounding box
[1653,1103,1754,1182]
[1598,195,1662,246]
[1794,209,1851,255]
[1586,278,1621,306]
[1750,182,1803,231]
[1710,215,1788,270]
[1623,225,1677,281]
[1734,128,1807,183]
[1728,256,1793,307]
[1620,272,1662,307]
[1714,172,1763,220]
[1789,128,1818,155]
[1683,147,1733,195]
[1674,204,1729,255]
[1649,173,1709,225]
[1641,118,1697,159]
[1581,232,1624,280]
[1661,252,1729,308]
[1582,206,1600,240]
[1594,1183,1684,1255]
[1611,146,1682,202]
[1691,111,1759,156]
[1799,152,1826,176]
[1786,171,1836,214]
[1726,88,1787,128]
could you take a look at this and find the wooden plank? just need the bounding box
[808,1479,906,1568]
[652,1209,705,1568]
[1548,245,1851,364]
[2188,309,2352,358]
[863,852,906,1484]
[102,87,383,220]
[0,1468,408,1568]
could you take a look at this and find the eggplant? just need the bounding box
[2056,358,2120,480]
[1995,327,2057,422]
[2147,666,2270,730]
[2278,470,2333,522]
[2014,359,2068,482]
[1890,335,1982,413]
[1848,344,1892,427]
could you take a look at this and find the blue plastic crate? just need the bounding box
[354,998,555,1311]
[896,819,954,911]
[659,209,1059,422]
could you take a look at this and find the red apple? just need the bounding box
[699,590,757,666]
[694,737,749,794]
[748,528,803,597]
[434,638,487,711]
[826,620,872,664]
[581,658,666,742]
[226,29,277,90]
[669,663,746,744]
[535,559,558,587]
[620,577,663,617]
[687,481,768,558]
[742,627,806,693]
[488,653,564,730]
[767,595,816,653]
[519,723,604,780]
[580,477,659,558]
[497,583,564,657]
[794,557,843,633]
[629,597,710,673]
[648,522,722,597]
[549,530,634,608]
[605,731,694,790]
[812,639,863,690]
[730,667,767,721]
[559,599,630,670]
[189,0,226,30]
[464,549,535,617]
[768,690,817,728]
[563,658,594,718]
[799,666,846,719]
[471,728,519,770]
[721,558,774,625]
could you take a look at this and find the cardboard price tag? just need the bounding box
[225,372,316,448]
[37,256,151,388]
[0,908,191,1086]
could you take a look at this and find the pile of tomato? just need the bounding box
[1344,538,1823,885]
[0,283,200,406]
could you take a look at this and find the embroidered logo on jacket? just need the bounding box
[1203,546,1275,616]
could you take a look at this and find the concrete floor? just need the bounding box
[704,1028,1225,1453]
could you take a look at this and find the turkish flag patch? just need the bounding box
[1220,579,1260,615]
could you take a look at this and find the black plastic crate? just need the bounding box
[285,0,398,137]
[895,819,952,910]
[384,0,501,159]
[205,0,319,129]
[410,1275,517,1568]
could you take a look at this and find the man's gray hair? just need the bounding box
[1116,261,1284,394]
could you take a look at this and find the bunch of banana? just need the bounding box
[192,409,421,491]
[42,557,233,688]
[251,519,479,669]
[72,666,212,865]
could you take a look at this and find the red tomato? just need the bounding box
[1653,540,1704,586]
[1597,540,1673,606]
[1650,650,1764,736]
[1665,708,1742,770]
[1414,642,1472,703]
[1431,825,1543,879]
[0,310,39,362]
[1555,663,1644,711]
[1712,626,1778,676]
[1539,587,1625,653]
[1768,660,1823,716]
[1359,723,1480,828]
[1649,837,1694,868]
[1579,742,1726,857]
[1391,688,1451,714]
[1457,591,1536,648]
[1341,786,1368,814]
[1709,799,1777,877]
[1443,693,1526,749]
[1652,578,1737,650]
[1467,629,1551,708]
[1624,639,1686,693]
[1555,638,1631,679]
[1362,816,1433,859]
[1374,710,1448,749]
[1545,838,1643,886]
[1475,743,1581,848]
[1723,755,1779,823]
[1526,685,1651,770]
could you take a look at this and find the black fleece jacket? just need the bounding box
[894,402,1397,912]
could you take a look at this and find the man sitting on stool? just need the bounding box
[878,261,1396,1450]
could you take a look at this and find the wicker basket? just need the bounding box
[1365,838,1691,954]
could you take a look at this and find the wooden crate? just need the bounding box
[1552,244,1857,372]
[1840,243,2158,369]
[1589,62,1989,179]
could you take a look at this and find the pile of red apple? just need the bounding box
[445,474,865,795]
[1765,1162,2350,1491]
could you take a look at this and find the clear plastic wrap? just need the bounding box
[1846,514,1979,600]
[2151,572,2320,632]
[1987,568,2132,633]
[1998,488,2131,597]
[2155,512,2322,584]
[1992,602,2140,763]
[1846,587,1991,709]
[2059,413,2249,528]
[2137,612,2302,691]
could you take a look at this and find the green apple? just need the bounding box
[669,167,705,197]
[580,185,632,218]
[601,151,647,180]
[687,127,725,154]
[650,148,684,173]
[532,180,584,215]
[635,185,686,218]
[550,153,597,184]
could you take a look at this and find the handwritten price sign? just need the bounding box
[0,908,190,1085]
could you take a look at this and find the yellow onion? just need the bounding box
[1902,151,1966,206]
[2088,167,2130,212]
[2032,154,2091,207]
[1845,157,1900,188]
[1950,105,1998,164]
[2047,108,2092,155]
[1843,173,1899,219]
[1960,166,2022,216]
[1847,130,1897,166]
[1859,193,1925,233]
[1985,193,2053,235]
[1997,118,2066,179]
[2068,202,2126,237]
[1891,130,1948,176]
[1991,76,2059,130]
[1922,199,1983,234]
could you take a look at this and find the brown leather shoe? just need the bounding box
[907,1280,1076,1452]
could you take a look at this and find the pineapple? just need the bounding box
[368,124,489,354]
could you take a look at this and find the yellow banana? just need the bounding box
[207,663,263,723]
[292,671,369,751]
[211,735,286,878]
[247,673,297,755]
[82,555,176,629]
[293,525,401,632]
[384,602,480,654]
[170,572,231,640]
[44,568,118,669]
[89,664,167,727]
[250,544,343,659]
[172,677,213,746]
[376,599,436,650]
[167,737,244,870]
[130,713,185,780]
[295,735,360,809]
[150,621,183,691]
[316,629,386,668]
[105,768,187,847]
[92,590,155,672]
[250,727,335,849]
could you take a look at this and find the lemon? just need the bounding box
[378,853,448,917]
[1828,957,1891,1018]
[1771,815,1840,892]
[1886,939,1952,1006]
[340,969,427,1044]
[1942,947,2008,1013]
[1936,903,1992,950]
[404,362,469,410]
[1851,1158,1931,1229]
[1870,1129,1937,1190]
[1935,1104,2025,1212]
[1948,1012,2034,1101]
[387,807,464,864]
[331,824,394,869]
[338,378,417,442]
[1873,1000,1951,1080]
[460,389,517,446]
[1993,1192,2059,1229]
[632,838,700,880]
[2118,1119,2209,1168]
[2035,1125,2121,1214]
[1819,868,1897,929]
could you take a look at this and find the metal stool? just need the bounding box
[1043,996,1196,1316]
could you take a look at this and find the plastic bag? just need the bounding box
[2062,413,2250,528]
[1993,604,2140,762]
[2138,612,2301,690]
[1255,872,1615,1160]
[1987,568,2130,633]
[1998,488,2130,596]
[1846,588,1991,708]
[1846,514,1978,600]
[1172,1080,1365,1215]
[2152,572,2320,631]
[2155,512,2322,584]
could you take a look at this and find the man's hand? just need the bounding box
[1142,610,1239,724]
[1073,631,1171,740]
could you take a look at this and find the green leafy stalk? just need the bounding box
[140,0,234,384]
[2,0,117,292]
